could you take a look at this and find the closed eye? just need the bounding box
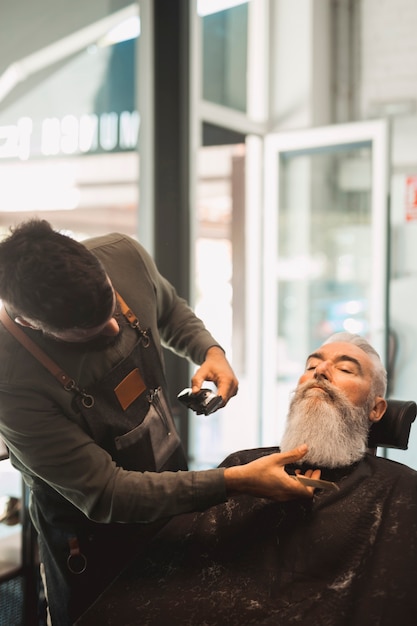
[338,365,356,374]
[305,360,321,371]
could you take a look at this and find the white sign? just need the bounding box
[0,110,140,160]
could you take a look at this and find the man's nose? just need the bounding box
[314,361,331,380]
[101,318,120,336]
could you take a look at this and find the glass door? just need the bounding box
[261,120,389,445]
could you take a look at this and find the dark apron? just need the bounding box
[73,325,185,473]
[28,296,188,624]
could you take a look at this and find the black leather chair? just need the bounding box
[367,399,417,452]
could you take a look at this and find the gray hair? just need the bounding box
[323,332,387,398]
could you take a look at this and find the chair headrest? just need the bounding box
[367,399,417,450]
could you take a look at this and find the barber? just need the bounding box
[0,220,318,625]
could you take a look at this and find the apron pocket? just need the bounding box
[114,388,181,471]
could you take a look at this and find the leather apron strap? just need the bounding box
[116,292,150,346]
[0,306,74,389]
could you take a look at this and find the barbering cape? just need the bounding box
[79,449,417,626]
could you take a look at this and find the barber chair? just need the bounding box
[367,398,417,453]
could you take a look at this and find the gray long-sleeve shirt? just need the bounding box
[0,233,227,524]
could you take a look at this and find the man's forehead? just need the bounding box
[309,341,373,368]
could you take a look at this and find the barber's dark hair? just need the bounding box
[0,220,114,331]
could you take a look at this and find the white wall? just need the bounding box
[360,0,417,119]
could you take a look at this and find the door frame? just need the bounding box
[260,119,390,444]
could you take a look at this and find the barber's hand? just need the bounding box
[191,346,238,405]
[223,445,321,501]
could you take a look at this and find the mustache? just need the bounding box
[296,377,340,401]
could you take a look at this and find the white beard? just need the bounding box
[280,378,372,468]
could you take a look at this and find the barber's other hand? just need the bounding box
[191,346,238,405]
[223,445,321,501]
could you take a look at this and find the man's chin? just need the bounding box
[60,331,123,352]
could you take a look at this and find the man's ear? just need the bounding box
[369,397,387,423]
[14,316,37,330]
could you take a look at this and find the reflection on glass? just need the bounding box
[274,145,373,421]
[0,19,140,241]
[201,2,248,112]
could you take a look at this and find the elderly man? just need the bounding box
[76,332,417,626]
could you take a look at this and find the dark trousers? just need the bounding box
[32,503,167,625]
